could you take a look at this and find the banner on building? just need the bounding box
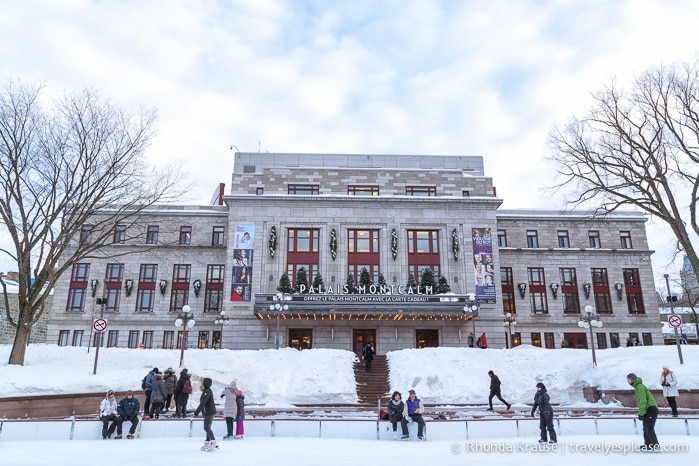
[231,224,255,302]
[472,227,496,303]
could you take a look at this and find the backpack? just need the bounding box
[141,375,147,390]
[182,379,192,394]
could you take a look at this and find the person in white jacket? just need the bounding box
[660,366,679,417]
[99,390,119,439]
[221,380,238,439]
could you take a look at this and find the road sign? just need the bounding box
[668,314,683,328]
[93,318,108,333]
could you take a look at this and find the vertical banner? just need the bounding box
[231,224,255,301]
[472,227,496,303]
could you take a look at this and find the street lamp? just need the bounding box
[578,305,603,366]
[464,293,479,346]
[214,310,231,349]
[502,312,517,349]
[175,304,196,367]
[270,293,289,349]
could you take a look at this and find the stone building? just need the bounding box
[45,153,662,352]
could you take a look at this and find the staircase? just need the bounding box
[354,354,391,408]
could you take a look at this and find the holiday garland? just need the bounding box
[330,229,338,261]
[451,228,459,261]
[269,226,277,258]
[391,229,398,260]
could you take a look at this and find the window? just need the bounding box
[58,330,70,346]
[588,231,601,248]
[80,225,93,244]
[596,333,607,349]
[526,230,539,248]
[256,187,264,195]
[544,332,555,349]
[66,263,90,312]
[591,268,613,314]
[288,184,319,195]
[497,230,507,248]
[348,229,380,285]
[500,267,515,313]
[287,229,320,287]
[212,226,225,246]
[146,225,159,245]
[198,331,210,349]
[557,230,570,248]
[103,263,124,312]
[72,330,83,347]
[107,331,119,348]
[623,268,645,314]
[528,267,548,313]
[179,226,192,245]
[642,333,653,346]
[142,331,154,349]
[176,331,188,350]
[407,230,440,284]
[462,190,470,197]
[204,264,225,313]
[610,332,621,348]
[620,231,633,249]
[113,225,126,244]
[560,268,580,314]
[128,331,140,349]
[531,333,542,347]
[135,264,157,313]
[348,185,379,196]
[163,331,174,350]
[169,264,191,312]
[405,186,436,196]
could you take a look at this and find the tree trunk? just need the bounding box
[8,324,31,365]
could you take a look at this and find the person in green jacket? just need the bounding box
[627,373,659,450]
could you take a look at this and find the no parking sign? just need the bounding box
[93,318,108,333]
[668,314,683,328]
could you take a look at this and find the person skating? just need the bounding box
[194,377,218,451]
[627,373,659,450]
[221,380,238,439]
[388,391,408,440]
[99,390,119,439]
[116,390,140,439]
[401,389,426,440]
[660,365,679,417]
[163,367,177,413]
[531,382,557,444]
[174,369,192,418]
[235,389,245,439]
[487,370,511,411]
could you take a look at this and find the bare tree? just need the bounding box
[0,80,188,365]
[547,57,699,285]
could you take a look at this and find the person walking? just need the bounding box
[163,367,177,413]
[221,380,238,440]
[387,391,408,440]
[627,373,659,450]
[530,382,557,444]
[194,377,218,451]
[149,372,167,419]
[174,369,192,418]
[401,389,426,440]
[99,390,119,439]
[142,366,157,419]
[660,366,679,417]
[235,389,245,439]
[487,370,511,411]
[116,390,140,439]
[363,343,374,372]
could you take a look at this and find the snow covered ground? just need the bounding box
[1,344,697,408]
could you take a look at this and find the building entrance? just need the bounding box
[289,328,312,349]
[416,329,439,348]
[353,329,376,355]
[563,332,587,349]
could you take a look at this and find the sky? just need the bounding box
[1,344,698,464]
[2,0,699,286]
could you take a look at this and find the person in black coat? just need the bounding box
[387,391,408,440]
[487,370,511,411]
[116,390,140,439]
[174,369,191,418]
[194,377,218,450]
[531,382,557,444]
[363,343,374,372]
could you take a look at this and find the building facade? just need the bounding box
[46,153,662,352]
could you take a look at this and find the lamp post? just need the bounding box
[464,293,479,345]
[578,305,603,367]
[270,293,289,349]
[175,304,196,367]
[664,274,684,365]
[502,312,517,349]
[214,310,231,349]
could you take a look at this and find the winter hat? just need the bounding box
[106,390,115,397]
[409,390,416,395]
[203,377,212,389]
[153,367,159,373]
[626,373,637,382]
[180,368,190,377]
[238,390,243,396]
[166,367,174,373]
[488,370,494,375]
[536,382,546,390]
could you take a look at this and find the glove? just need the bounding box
[404,414,414,424]
[638,415,644,421]
[531,411,536,418]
